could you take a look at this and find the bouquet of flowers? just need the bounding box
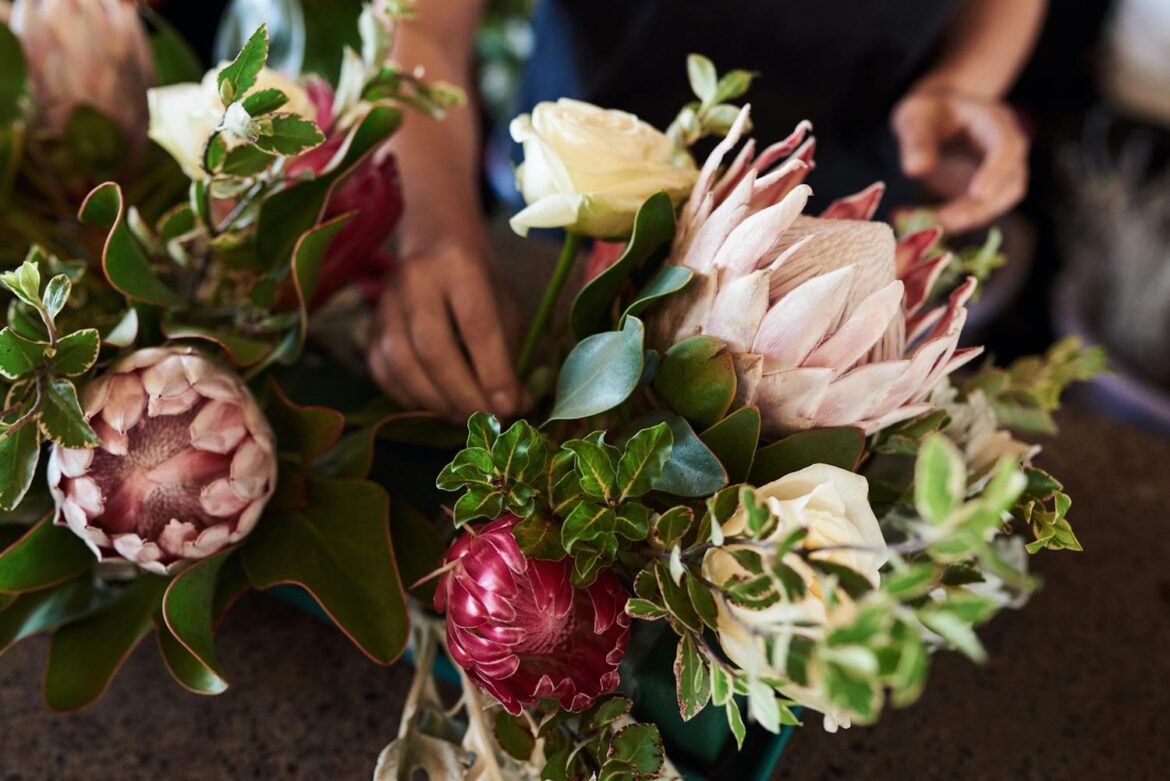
[0,1,461,709]
[375,57,1102,779]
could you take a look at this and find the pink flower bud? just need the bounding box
[9,0,154,146]
[435,516,631,715]
[48,347,277,575]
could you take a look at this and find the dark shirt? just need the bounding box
[507,0,961,210]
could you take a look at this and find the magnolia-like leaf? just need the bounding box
[38,377,99,448]
[44,574,169,711]
[0,576,94,654]
[79,183,183,306]
[699,406,761,483]
[637,412,727,497]
[0,514,96,592]
[242,478,408,664]
[217,24,269,104]
[160,550,238,691]
[160,316,275,368]
[549,316,645,422]
[52,329,101,377]
[389,501,446,601]
[288,213,351,360]
[749,427,864,485]
[264,379,345,463]
[570,193,677,339]
[622,265,693,325]
[0,420,40,511]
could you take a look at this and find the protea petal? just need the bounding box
[712,184,811,277]
[753,266,855,369]
[805,281,904,370]
[821,182,885,221]
[707,269,770,353]
[814,361,912,426]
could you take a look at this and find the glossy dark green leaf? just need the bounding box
[0,23,27,124]
[216,24,268,103]
[52,329,100,377]
[653,336,736,430]
[466,411,501,451]
[452,484,505,527]
[494,711,536,762]
[675,633,711,721]
[570,192,676,338]
[606,724,664,775]
[257,106,402,268]
[699,406,761,484]
[288,213,351,360]
[0,327,46,379]
[583,695,633,732]
[160,550,235,691]
[0,419,40,511]
[242,478,408,664]
[155,621,226,695]
[616,423,672,501]
[749,427,865,485]
[0,514,95,592]
[513,512,565,561]
[548,317,645,422]
[38,377,99,447]
[0,576,93,654]
[621,265,693,325]
[78,183,183,306]
[561,501,616,554]
[613,502,650,542]
[160,316,274,368]
[491,420,536,481]
[44,574,168,711]
[636,412,728,498]
[563,437,616,500]
[264,378,345,463]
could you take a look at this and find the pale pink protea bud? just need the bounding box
[9,0,154,144]
[434,516,631,715]
[48,347,277,575]
[657,105,981,436]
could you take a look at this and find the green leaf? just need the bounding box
[52,329,100,377]
[0,419,41,511]
[492,420,536,482]
[0,576,93,654]
[78,183,183,306]
[494,711,535,762]
[561,501,616,555]
[255,114,326,155]
[0,515,95,592]
[621,265,693,324]
[0,327,46,379]
[686,53,718,103]
[286,213,352,361]
[570,193,676,338]
[563,437,616,500]
[713,69,755,103]
[44,574,168,711]
[148,11,204,85]
[38,377,99,448]
[0,23,28,124]
[42,274,71,321]
[242,478,408,664]
[914,434,966,524]
[656,562,701,633]
[638,411,728,497]
[725,701,747,748]
[0,257,40,307]
[513,512,566,561]
[606,724,664,775]
[749,427,864,485]
[709,660,733,706]
[918,605,986,663]
[257,106,402,268]
[160,317,275,368]
[452,484,505,526]
[616,422,673,501]
[217,24,269,104]
[160,550,237,692]
[242,88,289,116]
[700,406,761,483]
[549,316,645,422]
[466,412,501,451]
[389,501,446,602]
[882,564,938,600]
[220,144,278,176]
[264,379,345,463]
[675,633,711,720]
[613,502,651,542]
[651,506,693,549]
[625,598,668,620]
[686,574,719,630]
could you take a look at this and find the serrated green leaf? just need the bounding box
[0,418,41,511]
[549,317,645,422]
[52,329,100,377]
[492,420,535,481]
[613,502,651,542]
[453,485,505,527]
[513,513,565,561]
[0,327,46,379]
[242,87,288,116]
[563,437,617,500]
[255,114,326,155]
[625,597,668,620]
[606,723,663,774]
[217,25,269,104]
[616,422,672,501]
[466,411,501,450]
[561,501,615,554]
[38,378,98,447]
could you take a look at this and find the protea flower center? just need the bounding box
[49,347,277,574]
[435,515,630,715]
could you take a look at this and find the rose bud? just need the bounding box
[434,515,631,715]
[48,347,277,575]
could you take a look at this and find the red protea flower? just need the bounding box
[434,515,631,715]
[47,347,277,575]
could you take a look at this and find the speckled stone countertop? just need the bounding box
[2,410,1167,780]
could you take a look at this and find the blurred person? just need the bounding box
[370,0,1046,423]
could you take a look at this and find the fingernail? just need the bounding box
[491,391,514,416]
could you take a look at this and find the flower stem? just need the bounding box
[515,231,583,377]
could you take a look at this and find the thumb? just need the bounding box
[893,98,942,178]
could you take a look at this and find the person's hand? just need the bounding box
[368,240,525,423]
[892,88,1029,234]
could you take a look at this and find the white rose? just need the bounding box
[702,464,887,731]
[509,99,698,238]
[147,65,318,179]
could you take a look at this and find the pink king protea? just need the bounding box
[657,105,980,436]
[434,516,631,715]
[48,347,277,575]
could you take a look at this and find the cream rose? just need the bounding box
[702,464,887,731]
[147,65,317,179]
[509,99,698,238]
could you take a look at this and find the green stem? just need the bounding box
[515,231,583,377]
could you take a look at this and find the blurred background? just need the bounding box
[158,0,1170,439]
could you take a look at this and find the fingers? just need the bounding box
[368,288,450,417]
[893,96,943,179]
[450,260,521,418]
[938,101,1028,233]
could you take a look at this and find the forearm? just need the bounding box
[915,0,1047,99]
[389,2,487,257]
